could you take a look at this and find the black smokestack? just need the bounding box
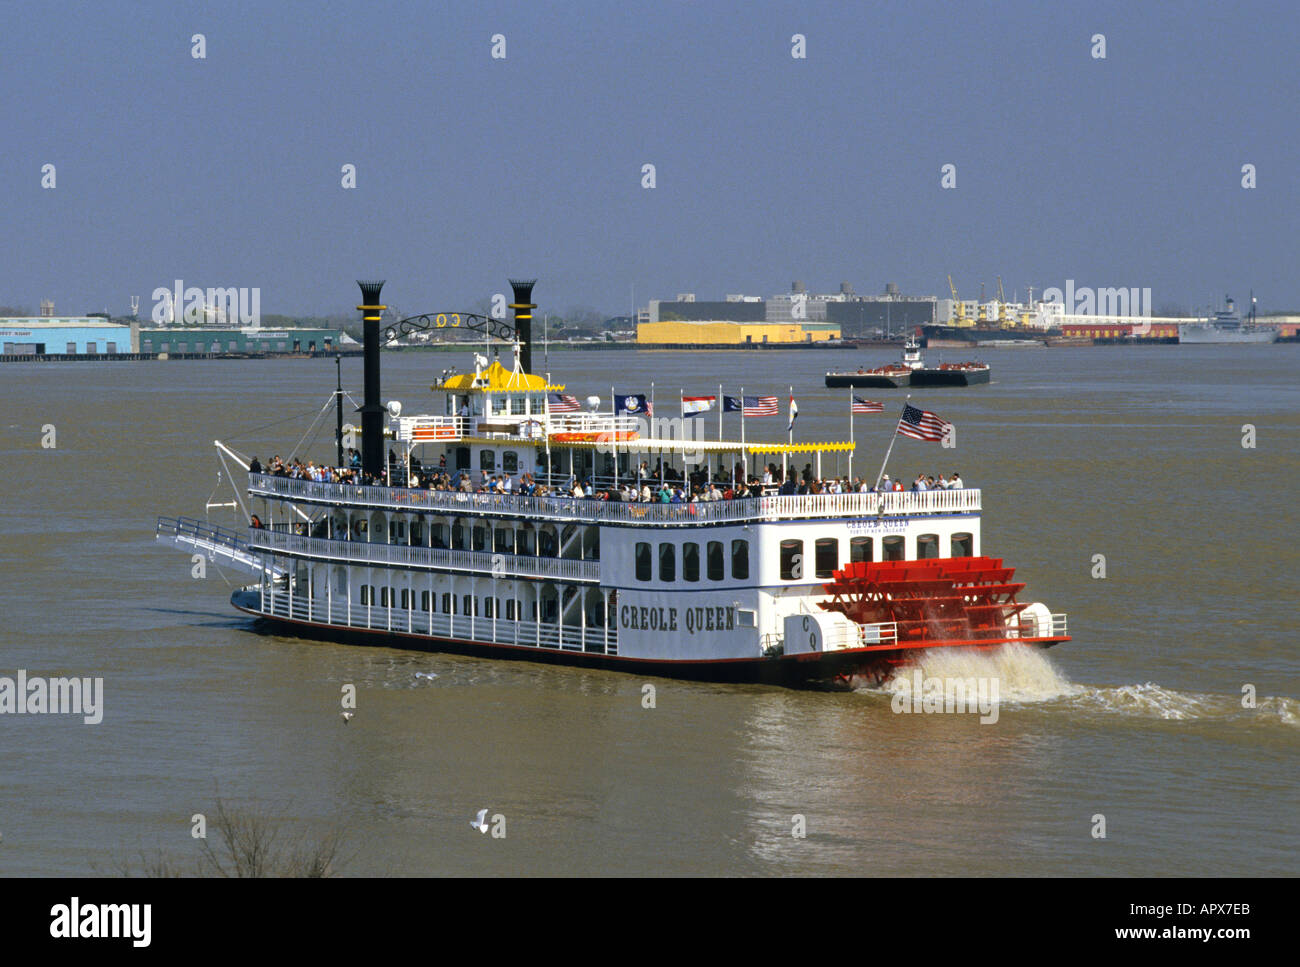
[509,278,536,374]
[356,279,386,478]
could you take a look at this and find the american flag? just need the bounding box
[852,396,883,414]
[548,393,580,412]
[744,395,779,417]
[896,403,952,442]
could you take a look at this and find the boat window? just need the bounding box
[494,527,514,554]
[463,594,476,616]
[683,542,700,582]
[815,538,839,578]
[451,522,466,550]
[380,587,391,607]
[539,528,557,557]
[430,523,447,548]
[951,532,973,557]
[480,450,495,473]
[455,447,470,470]
[409,521,424,546]
[659,543,676,582]
[780,539,803,580]
[484,598,494,618]
[505,600,516,620]
[635,542,651,581]
[421,590,431,612]
[360,586,370,605]
[707,541,724,581]
[917,534,940,560]
[850,536,872,563]
[502,451,518,473]
[511,396,525,415]
[732,539,750,580]
[472,524,488,551]
[517,527,535,555]
[442,593,452,614]
[882,535,905,561]
[400,588,410,609]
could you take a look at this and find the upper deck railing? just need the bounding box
[248,473,980,526]
[397,411,640,443]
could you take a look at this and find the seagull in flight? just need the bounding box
[340,711,354,724]
[471,809,489,833]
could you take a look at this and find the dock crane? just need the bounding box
[977,281,988,322]
[996,276,1011,328]
[947,275,969,327]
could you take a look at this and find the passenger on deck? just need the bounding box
[249,456,262,474]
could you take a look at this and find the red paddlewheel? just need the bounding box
[819,556,1029,645]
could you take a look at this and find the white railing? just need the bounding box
[156,515,280,576]
[248,473,981,526]
[397,415,468,442]
[397,411,643,443]
[260,595,613,654]
[857,621,899,648]
[250,529,600,582]
[1006,612,1068,639]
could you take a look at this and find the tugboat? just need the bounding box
[827,331,990,388]
[155,278,1065,688]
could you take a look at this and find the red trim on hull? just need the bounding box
[231,601,1064,687]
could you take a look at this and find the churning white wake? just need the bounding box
[868,644,1299,727]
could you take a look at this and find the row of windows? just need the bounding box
[353,585,597,624]
[356,586,553,621]
[373,519,588,557]
[635,540,750,582]
[778,533,974,580]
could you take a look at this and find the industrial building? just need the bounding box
[636,319,841,345]
[643,281,937,342]
[0,317,137,356]
[138,327,353,355]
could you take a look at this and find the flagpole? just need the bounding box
[740,386,746,450]
[848,388,854,482]
[788,384,793,446]
[874,394,911,492]
[717,383,722,442]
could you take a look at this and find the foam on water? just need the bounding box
[868,645,1300,727]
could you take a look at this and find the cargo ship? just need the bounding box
[156,278,1066,688]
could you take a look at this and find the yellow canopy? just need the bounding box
[434,360,564,393]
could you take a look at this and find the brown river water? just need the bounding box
[0,343,1296,875]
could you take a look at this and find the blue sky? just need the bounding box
[4,0,1297,316]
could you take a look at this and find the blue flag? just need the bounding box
[616,393,648,415]
[723,396,743,412]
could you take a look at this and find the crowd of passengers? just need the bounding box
[246,451,965,502]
